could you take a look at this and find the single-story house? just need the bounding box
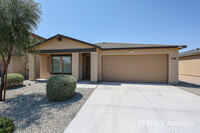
[179,48,200,77]
[0,33,45,77]
[28,34,186,84]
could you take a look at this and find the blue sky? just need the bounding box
[34,0,200,52]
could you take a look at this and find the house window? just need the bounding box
[52,56,71,74]
[62,57,71,73]
[52,57,61,72]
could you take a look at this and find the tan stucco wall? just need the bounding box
[72,53,79,80]
[7,63,12,74]
[10,56,26,76]
[179,54,200,77]
[29,54,36,80]
[99,48,179,84]
[4,54,40,77]
[35,37,93,50]
[0,60,12,74]
[79,53,83,80]
[97,49,101,81]
[91,51,98,82]
[39,54,51,79]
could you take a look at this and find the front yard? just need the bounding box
[0,80,94,133]
[1,79,199,133]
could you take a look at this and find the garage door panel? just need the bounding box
[102,55,168,83]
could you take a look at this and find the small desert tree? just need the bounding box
[0,0,42,101]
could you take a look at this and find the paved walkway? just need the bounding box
[64,82,200,133]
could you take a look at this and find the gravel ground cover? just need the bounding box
[0,80,95,133]
[173,81,200,96]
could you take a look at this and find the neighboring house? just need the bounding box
[28,34,186,84]
[0,33,45,77]
[179,48,200,77]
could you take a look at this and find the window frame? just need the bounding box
[50,54,72,74]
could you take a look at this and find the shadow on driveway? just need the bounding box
[174,81,200,89]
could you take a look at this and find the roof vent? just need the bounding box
[57,35,62,41]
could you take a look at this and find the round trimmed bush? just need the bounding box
[46,74,77,102]
[0,116,15,133]
[2,73,24,88]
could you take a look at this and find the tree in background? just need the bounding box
[0,0,42,101]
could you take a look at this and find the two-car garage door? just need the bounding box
[102,55,168,83]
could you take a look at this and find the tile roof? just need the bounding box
[95,42,186,50]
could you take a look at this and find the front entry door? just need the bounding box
[86,55,90,79]
[82,53,91,80]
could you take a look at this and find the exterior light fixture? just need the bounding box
[129,50,133,54]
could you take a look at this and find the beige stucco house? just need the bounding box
[179,48,200,77]
[0,33,45,77]
[28,34,186,84]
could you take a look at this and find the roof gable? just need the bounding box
[29,34,100,49]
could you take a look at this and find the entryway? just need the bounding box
[82,53,91,80]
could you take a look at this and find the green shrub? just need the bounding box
[6,73,24,88]
[46,74,77,102]
[0,73,24,88]
[0,116,15,133]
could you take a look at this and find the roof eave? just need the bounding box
[58,34,101,49]
[101,46,183,50]
[30,33,46,40]
[179,52,200,57]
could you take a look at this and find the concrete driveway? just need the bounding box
[64,82,200,133]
